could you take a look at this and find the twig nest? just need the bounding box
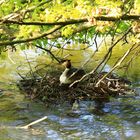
[18,71,132,104]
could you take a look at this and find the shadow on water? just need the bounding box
[0,47,140,140]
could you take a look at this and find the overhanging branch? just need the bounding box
[0,25,63,46]
[1,0,53,21]
[69,27,132,88]
[0,19,88,25]
[35,45,61,63]
[0,14,140,26]
[95,43,137,87]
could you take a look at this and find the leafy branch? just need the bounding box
[1,14,140,26]
[0,25,64,46]
[0,19,87,25]
[1,0,53,21]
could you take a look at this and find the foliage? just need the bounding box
[0,0,139,55]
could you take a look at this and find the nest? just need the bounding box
[18,68,132,105]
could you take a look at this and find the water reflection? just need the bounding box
[0,86,140,140]
[0,46,140,140]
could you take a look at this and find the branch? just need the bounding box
[90,27,132,73]
[1,14,140,26]
[19,116,47,129]
[69,27,132,88]
[95,14,140,21]
[95,43,136,87]
[120,44,140,74]
[0,0,5,5]
[35,45,61,63]
[1,0,52,21]
[0,25,63,46]
[25,0,53,12]
[0,24,93,46]
[23,51,36,78]
[0,19,88,26]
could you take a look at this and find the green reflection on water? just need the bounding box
[0,44,140,140]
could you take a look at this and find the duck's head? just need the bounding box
[60,59,71,68]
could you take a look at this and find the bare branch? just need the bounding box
[69,27,132,88]
[94,32,99,51]
[35,45,61,63]
[92,27,132,73]
[96,43,137,87]
[19,116,48,129]
[123,44,140,73]
[23,51,35,78]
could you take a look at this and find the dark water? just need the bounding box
[0,48,140,140]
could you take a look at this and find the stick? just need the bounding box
[95,43,136,87]
[69,27,132,88]
[19,116,48,129]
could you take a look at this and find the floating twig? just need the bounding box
[18,116,48,129]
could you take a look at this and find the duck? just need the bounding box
[59,60,85,85]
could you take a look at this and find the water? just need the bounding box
[0,47,140,140]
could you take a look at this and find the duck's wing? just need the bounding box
[67,67,85,80]
[66,67,77,77]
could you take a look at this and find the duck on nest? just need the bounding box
[59,60,85,85]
